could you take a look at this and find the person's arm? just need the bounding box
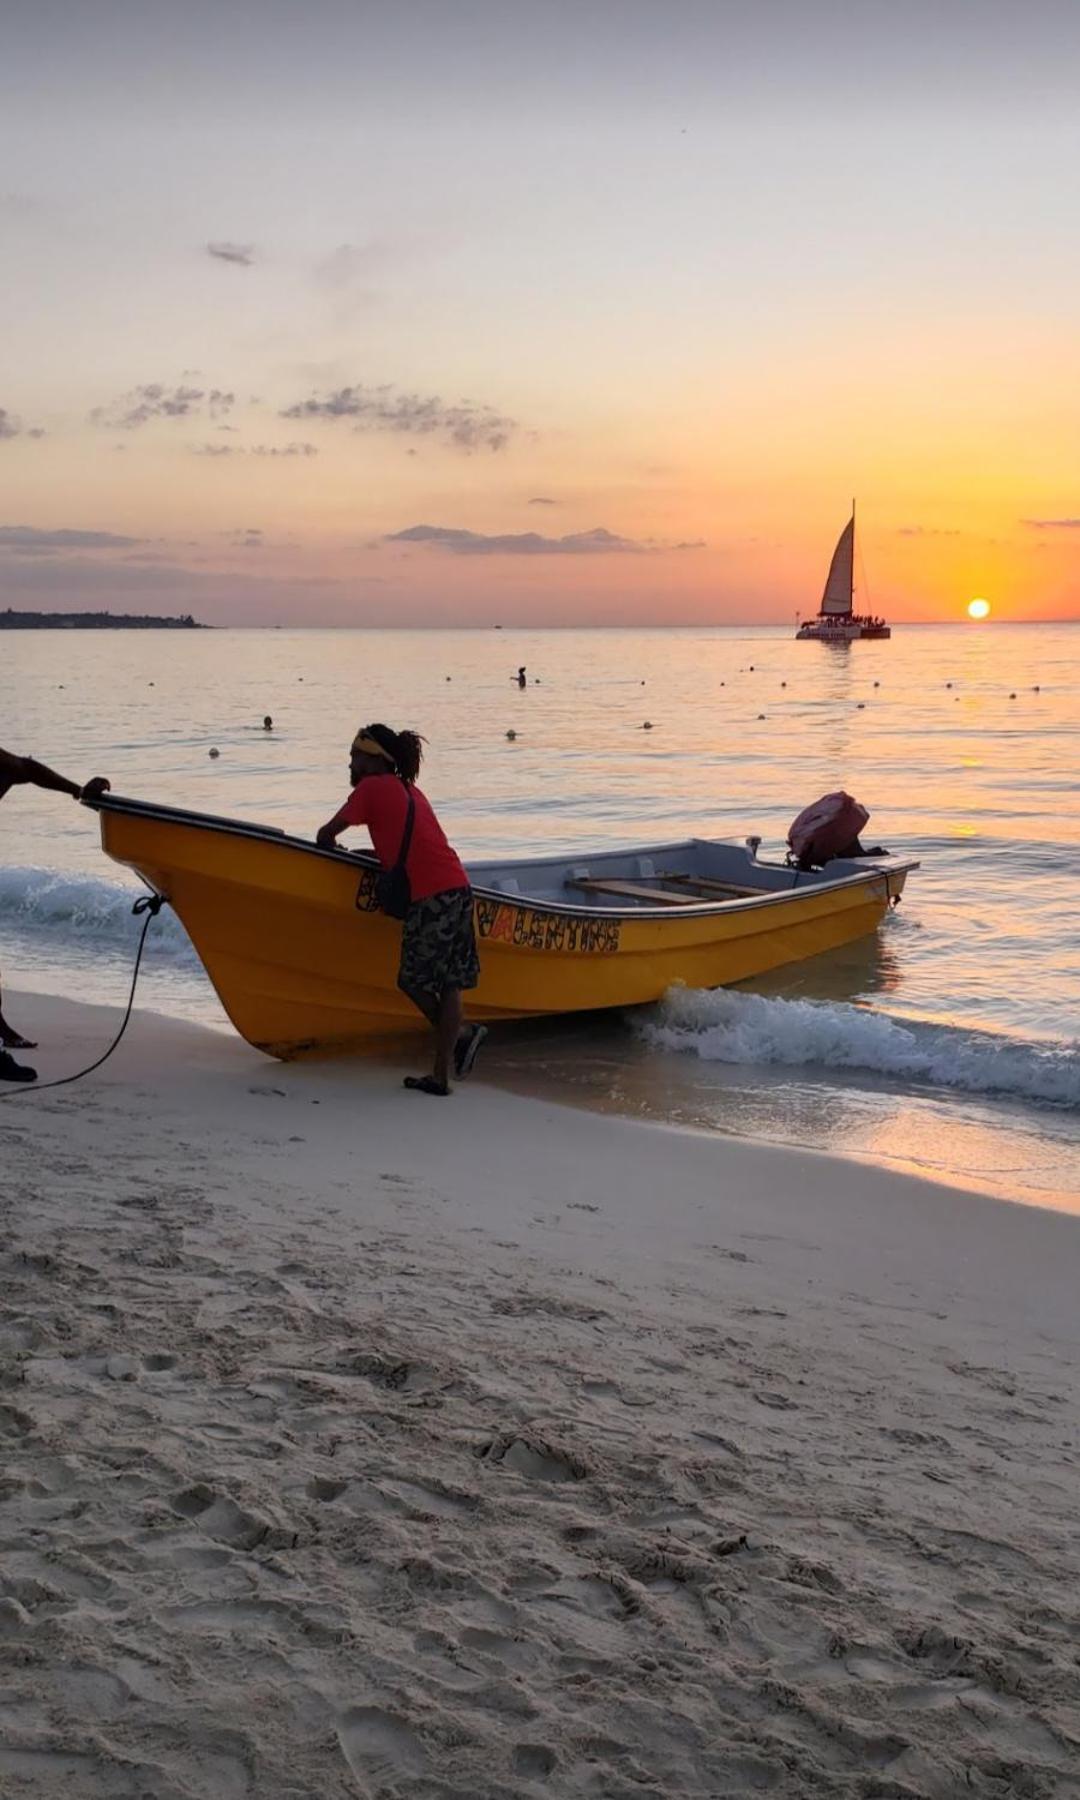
[0,748,109,801]
[315,806,351,850]
[315,782,367,851]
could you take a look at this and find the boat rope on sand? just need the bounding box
[0,893,164,1100]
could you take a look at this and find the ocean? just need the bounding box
[2,623,1078,1209]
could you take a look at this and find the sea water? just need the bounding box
[2,624,1078,1208]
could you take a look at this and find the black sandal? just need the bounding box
[453,1023,488,1079]
[403,1074,450,1097]
[0,1051,37,1083]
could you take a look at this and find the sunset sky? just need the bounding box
[2,0,1079,626]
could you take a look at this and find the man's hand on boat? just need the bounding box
[79,777,111,803]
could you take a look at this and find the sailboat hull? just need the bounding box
[91,797,916,1060]
[796,621,891,640]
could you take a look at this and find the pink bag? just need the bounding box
[787,792,870,867]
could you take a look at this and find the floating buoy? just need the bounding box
[1009,692,1017,699]
[643,721,653,730]
[749,664,755,671]
[209,747,220,759]
[641,680,646,685]
[873,680,880,687]
[857,702,865,709]
[505,729,517,740]
[780,681,786,687]
[946,682,952,689]
[757,713,766,721]
[149,681,155,687]
[1033,685,1040,692]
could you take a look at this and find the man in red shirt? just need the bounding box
[1,746,110,1081]
[316,723,485,1095]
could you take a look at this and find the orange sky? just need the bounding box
[2,2,1078,625]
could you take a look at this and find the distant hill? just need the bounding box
[1,610,206,630]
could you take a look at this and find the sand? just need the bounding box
[1,989,1079,1799]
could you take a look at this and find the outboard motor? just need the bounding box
[787,792,882,870]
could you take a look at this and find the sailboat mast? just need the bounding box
[851,497,856,610]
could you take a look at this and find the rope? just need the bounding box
[0,893,164,1100]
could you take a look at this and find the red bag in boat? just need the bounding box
[787,792,870,867]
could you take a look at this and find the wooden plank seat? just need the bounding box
[660,872,762,899]
[567,877,699,906]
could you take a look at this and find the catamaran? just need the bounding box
[796,504,890,641]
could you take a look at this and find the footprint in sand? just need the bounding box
[336,1707,427,1788]
[513,1742,559,1778]
[307,1475,349,1502]
[171,1482,275,1550]
[479,1433,588,1483]
[0,1403,33,1440]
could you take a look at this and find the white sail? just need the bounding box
[820,516,854,616]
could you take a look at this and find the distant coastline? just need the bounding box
[1,610,206,630]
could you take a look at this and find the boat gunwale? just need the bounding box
[87,793,919,922]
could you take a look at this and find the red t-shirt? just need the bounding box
[333,775,468,902]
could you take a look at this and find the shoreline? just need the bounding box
[3,992,1079,1796]
[8,975,1079,1218]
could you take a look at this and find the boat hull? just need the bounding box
[796,622,891,640]
[94,801,912,1058]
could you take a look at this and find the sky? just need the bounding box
[2,0,1079,627]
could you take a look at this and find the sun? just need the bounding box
[967,598,991,620]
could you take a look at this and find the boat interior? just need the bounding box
[466,838,907,911]
[92,797,915,917]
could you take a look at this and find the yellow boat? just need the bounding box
[90,795,917,1059]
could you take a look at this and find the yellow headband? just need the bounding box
[351,732,394,764]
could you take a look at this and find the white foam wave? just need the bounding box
[640,986,1080,1109]
[0,866,198,968]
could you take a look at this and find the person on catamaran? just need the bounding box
[517,667,527,689]
[0,747,110,1082]
[315,724,485,1096]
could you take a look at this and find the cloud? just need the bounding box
[387,524,657,556]
[91,384,236,430]
[0,525,142,554]
[1022,517,1080,529]
[0,407,44,441]
[189,441,318,458]
[897,525,960,537]
[207,241,255,266]
[281,383,515,453]
[528,496,558,506]
[251,441,318,458]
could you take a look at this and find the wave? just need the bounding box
[639,986,1080,1109]
[0,866,199,968]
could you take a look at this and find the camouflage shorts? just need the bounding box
[398,886,480,1002]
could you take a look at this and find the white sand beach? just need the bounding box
[2,990,1079,1799]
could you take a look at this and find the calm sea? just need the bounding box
[3,624,1078,1209]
